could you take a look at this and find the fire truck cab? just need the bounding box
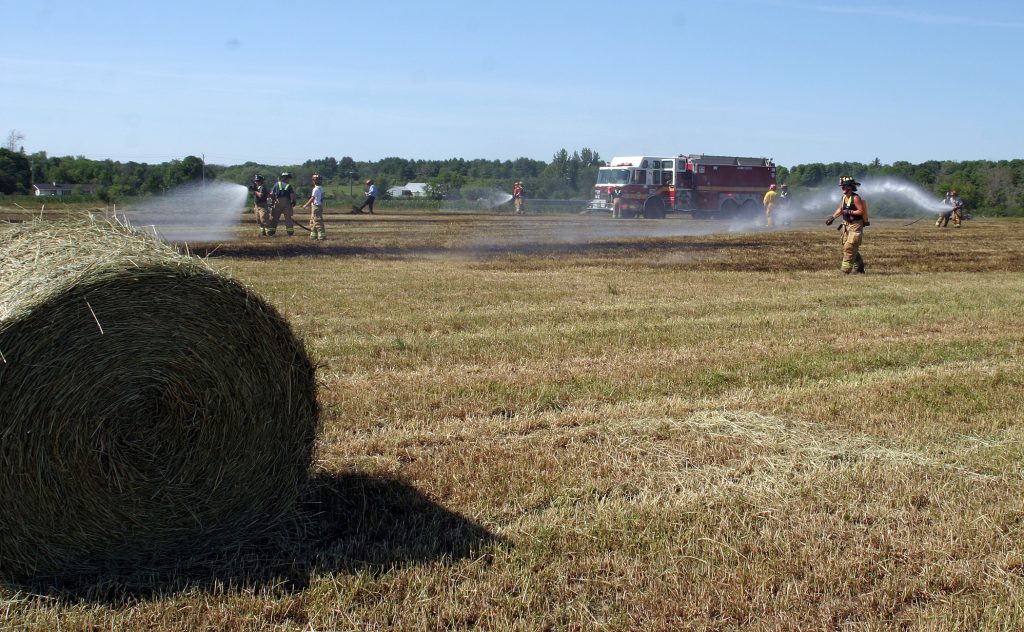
[588,154,776,219]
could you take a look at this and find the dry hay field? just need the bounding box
[3,209,1024,630]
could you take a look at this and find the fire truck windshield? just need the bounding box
[596,169,630,185]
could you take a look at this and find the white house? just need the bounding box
[33,183,96,196]
[386,182,429,197]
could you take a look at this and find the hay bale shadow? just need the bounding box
[3,472,503,604]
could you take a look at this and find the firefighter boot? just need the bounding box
[318,231,326,241]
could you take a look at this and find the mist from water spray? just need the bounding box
[784,176,947,219]
[398,175,956,257]
[475,189,513,209]
[440,188,513,212]
[122,181,249,242]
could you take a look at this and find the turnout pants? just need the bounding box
[310,203,325,237]
[271,199,294,233]
[840,222,865,273]
[254,204,271,228]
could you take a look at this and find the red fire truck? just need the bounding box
[587,154,776,219]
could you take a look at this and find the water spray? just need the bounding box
[440,188,513,213]
[784,176,948,220]
[121,181,250,242]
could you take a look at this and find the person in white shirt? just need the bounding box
[301,173,327,240]
[352,179,377,214]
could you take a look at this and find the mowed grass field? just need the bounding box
[3,210,1024,630]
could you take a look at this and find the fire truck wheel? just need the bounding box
[720,200,739,218]
[642,197,666,219]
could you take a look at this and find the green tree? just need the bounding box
[179,155,206,182]
[0,148,31,194]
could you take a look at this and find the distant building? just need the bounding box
[33,183,97,196]
[386,182,429,198]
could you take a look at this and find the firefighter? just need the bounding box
[251,174,271,236]
[610,186,623,219]
[513,181,525,214]
[301,173,326,240]
[762,183,778,228]
[936,190,954,228]
[949,189,966,227]
[778,183,792,225]
[825,176,868,274]
[269,172,297,236]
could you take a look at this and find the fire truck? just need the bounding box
[587,154,776,219]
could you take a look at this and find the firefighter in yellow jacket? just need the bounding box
[825,176,868,274]
[762,183,778,227]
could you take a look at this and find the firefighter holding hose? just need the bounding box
[513,181,525,214]
[251,174,271,236]
[937,189,965,228]
[825,176,868,274]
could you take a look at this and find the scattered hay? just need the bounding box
[0,216,319,581]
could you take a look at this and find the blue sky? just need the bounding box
[2,0,1020,168]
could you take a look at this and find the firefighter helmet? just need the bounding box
[839,176,860,188]
[280,172,292,178]
[253,174,264,182]
[780,183,788,189]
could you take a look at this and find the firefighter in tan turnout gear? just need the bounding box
[268,172,297,236]
[251,174,271,236]
[610,186,623,219]
[301,173,326,241]
[937,190,965,228]
[825,176,868,274]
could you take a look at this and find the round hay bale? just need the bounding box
[0,216,319,580]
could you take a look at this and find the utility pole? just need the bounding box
[201,153,206,188]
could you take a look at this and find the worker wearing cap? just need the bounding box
[825,176,868,273]
[352,179,377,214]
[762,183,778,228]
[251,174,271,236]
[269,172,297,236]
[301,173,326,240]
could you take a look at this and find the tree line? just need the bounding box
[0,147,604,202]
[2,147,1022,214]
